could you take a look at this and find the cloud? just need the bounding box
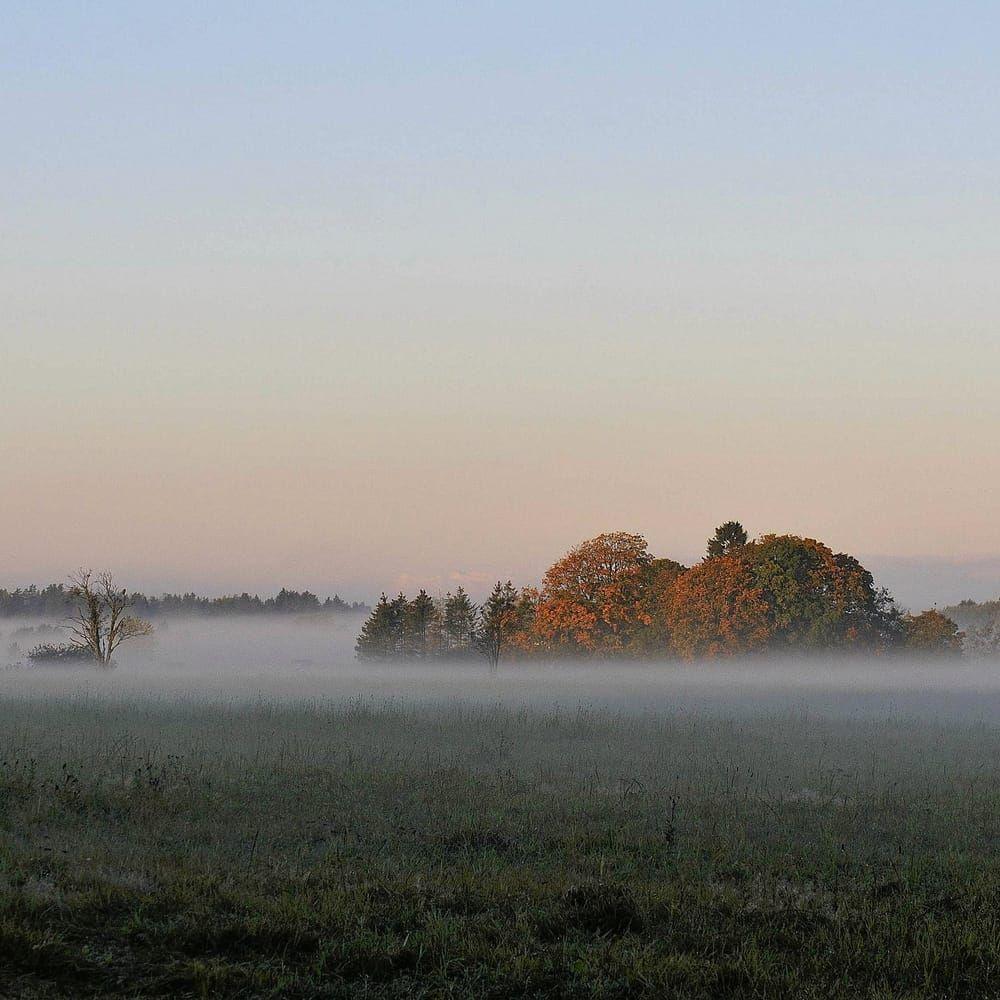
[388,572,441,594]
[447,570,496,586]
[385,569,499,598]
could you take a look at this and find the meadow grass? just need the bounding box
[2,692,1000,997]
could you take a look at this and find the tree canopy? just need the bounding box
[706,521,748,559]
[902,610,963,656]
[663,554,771,659]
[355,525,971,663]
[534,532,653,654]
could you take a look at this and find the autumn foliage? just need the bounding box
[739,535,901,651]
[902,609,964,656]
[358,522,966,662]
[534,532,653,654]
[663,555,771,658]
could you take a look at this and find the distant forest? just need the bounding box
[358,524,991,664]
[943,599,1000,656]
[945,598,1000,630]
[0,584,369,619]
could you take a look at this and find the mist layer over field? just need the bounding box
[6,616,1000,996]
[4,615,1000,724]
[5,674,1000,996]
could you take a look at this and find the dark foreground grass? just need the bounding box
[2,694,1000,998]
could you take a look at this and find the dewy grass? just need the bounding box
[2,694,1000,998]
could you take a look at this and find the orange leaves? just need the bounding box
[367,528,906,664]
[663,554,772,660]
[507,530,903,660]
[534,598,600,651]
[534,532,652,654]
[903,610,964,655]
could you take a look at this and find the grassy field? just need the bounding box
[3,692,1000,998]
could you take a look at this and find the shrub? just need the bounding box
[27,643,96,664]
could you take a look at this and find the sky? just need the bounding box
[2,2,999,609]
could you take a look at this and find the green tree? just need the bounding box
[404,589,439,658]
[478,581,521,671]
[706,521,748,559]
[743,535,900,651]
[355,594,395,660]
[442,587,479,656]
[387,594,409,657]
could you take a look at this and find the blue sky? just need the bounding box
[2,3,999,607]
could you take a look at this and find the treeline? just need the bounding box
[944,599,1000,657]
[357,523,967,663]
[946,598,1000,630]
[0,584,368,619]
[356,584,531,667]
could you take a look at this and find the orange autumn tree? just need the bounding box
[533,532,654,655]
[902,609,964,656]
[662,531,903,659]
[632,557,687,653]
[663,554,772,659]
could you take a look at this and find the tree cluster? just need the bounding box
[0,585,368,618]
[357,524,967,664]
[355,584,535,669]
[937,598,999,656]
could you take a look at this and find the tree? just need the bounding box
[633,558,687,654]
[387,593,409,657]
[741,535,899,651]
[270,588,321,613]
[355,594,396,660]
[65,570,153,666]
[442,588,479,656]
[478,581,523,671]
[404,590,439,658]
[509,586,541,656]
[658,535,901,659]
[663,554,772,659]
[534,532,653,654]
[964,623,1000,658]
[706,521,748,559]
[903,610,964,656]
[830,552,903,649]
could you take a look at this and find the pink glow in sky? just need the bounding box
[3,4,999,609]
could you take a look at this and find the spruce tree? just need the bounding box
[355,594,394,660]
[478,580,520,671]
[387,593,409,658]
[443,587,479,656]
[404,589,439,658]
[706,521,748,559]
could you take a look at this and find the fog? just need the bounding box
[3,615,1000,725]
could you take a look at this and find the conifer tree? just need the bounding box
[478,580,520,671]
[387,593,409,657]
[706,521,748,559]
[355,594,395,660]
[404,589,439,658]
[443,587,479,656]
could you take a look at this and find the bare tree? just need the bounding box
[64,570,153,666]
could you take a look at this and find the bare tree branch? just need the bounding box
[62,569,153,666]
